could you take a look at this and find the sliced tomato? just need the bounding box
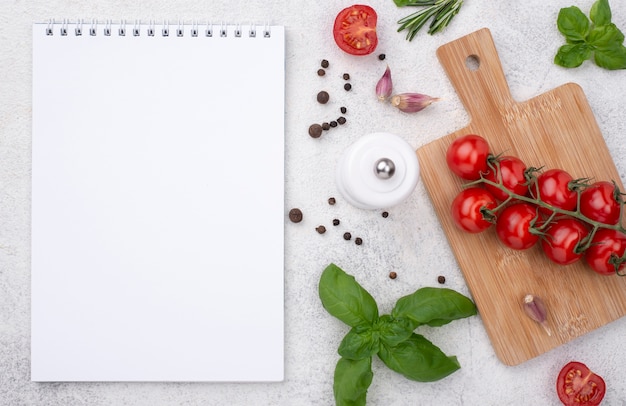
[556,361,606,406]
[333,5,378,56]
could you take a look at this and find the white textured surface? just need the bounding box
[2,0,626,404]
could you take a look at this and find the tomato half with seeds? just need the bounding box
[333,5,378,56]
[556,361,606,406]
[541,218,589,265]
[450,187,497,233]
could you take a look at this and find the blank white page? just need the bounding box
[31,21,285,382]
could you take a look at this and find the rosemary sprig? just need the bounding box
[396,0,464,40]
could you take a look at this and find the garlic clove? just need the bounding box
[375,65,393,102]
[523,294,552,336]
[390,93,440,113]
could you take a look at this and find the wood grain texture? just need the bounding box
[417,28,626,366]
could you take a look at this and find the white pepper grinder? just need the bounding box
[335,132,420,210]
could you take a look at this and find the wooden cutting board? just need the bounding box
[417,28,626,366]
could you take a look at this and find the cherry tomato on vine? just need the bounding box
[556,361,606,406]
[580,181,622,225]
[450,187,497,233]
[333,5,378,56]
[531,169,578,214]
[495,202,540,250]
[585,228,626,275]
[484,155,529,201]
[446,134,490,180]
[541,218,589,265]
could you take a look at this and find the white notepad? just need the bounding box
[31,20,285,382]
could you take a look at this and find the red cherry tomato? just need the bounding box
[585,228,626,275]
[446,134,490,180]
[531,169,578,214]
[484,155,529,201]
[450,187,497,233]
[556,361,606,406]
[580,181,621,225]
[541,218,589,265]
[333,5,378,56]
[495,202,540,250]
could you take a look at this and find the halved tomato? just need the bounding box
[333,5,378,56]
[556,361,606,406]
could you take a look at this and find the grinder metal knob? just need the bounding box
[335,132,420,210]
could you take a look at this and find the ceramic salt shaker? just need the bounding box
[335,132,420,210]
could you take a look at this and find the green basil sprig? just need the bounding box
[319,263,477,405]
[555,0,626,70]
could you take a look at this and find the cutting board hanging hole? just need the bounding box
[466,55,480,71]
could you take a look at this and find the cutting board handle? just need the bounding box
[436,28,514,127]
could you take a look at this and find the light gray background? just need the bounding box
[2,0,626,404]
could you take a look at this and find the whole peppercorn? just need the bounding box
[389,271,397,279]
[308,124,323,138]
[332,219,340,226]
[316,225,327,234]
[438,275,446,284]
[343,232,352,241]
[355,237,363,245]
[328,197,336,205]
[288,208,303,223]
[317,91,330,104]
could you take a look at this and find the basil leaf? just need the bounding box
[333,357,373,406]
[557,6,591,42]
[378,333,460,382]
[319,264,379,328]
[554,43,592,68]
[338,326,380,360]
[378,315,413,347]
[588,23,624,47]
[590,0,612,27]
[391,287,477,329]
[594,42,626,69]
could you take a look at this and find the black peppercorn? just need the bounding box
[378,54,386,61]
[343,232,352,241]
[337,116,346,125]
[328,197,336,205]
[340,106,347,114]
[343,73,350,80]
[317,90,330,104]
[322,122,330,131]
[289,208,303,223]
[330,121,338,127]
[332,219,340,226]
[308,124,323,138]
[344,83,352,91]
[316,225,327,234]
[355,237,363,245]
[321,59,329,68]
[389,272,397,279]
[382,211,389,218]
[438,275,446,284]
[317,68,325,76]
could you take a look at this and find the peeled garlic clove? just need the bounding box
[390,93,440,113]
[375,65,393,102]
[523,294,552,336]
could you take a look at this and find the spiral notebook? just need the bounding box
[31,20,285,382]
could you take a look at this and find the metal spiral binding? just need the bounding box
[44,19,273,38]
